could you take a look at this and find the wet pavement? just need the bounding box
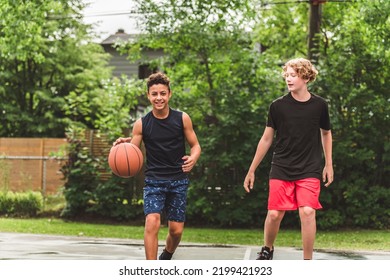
[1,232,389,260]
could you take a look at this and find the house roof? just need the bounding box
[101,29,138,45]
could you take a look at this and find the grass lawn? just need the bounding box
[0,217,389,252]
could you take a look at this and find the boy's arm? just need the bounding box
[130,119,143,148]
[321,128,333,187]
[112,119,143,147]
[243,126,274,193]
[182,112,201,173]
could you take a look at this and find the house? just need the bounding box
[100,29,164,79]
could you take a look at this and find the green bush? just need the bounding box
[0,191,43,217]
[0,192,14,214]
[60,127,144,221]
[60,134,100,218]
[89,177,144,221]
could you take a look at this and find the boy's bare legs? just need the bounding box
[144,213,161,260]
[164,221,184,254]
[299,206,316,260]
[264,210,285,248]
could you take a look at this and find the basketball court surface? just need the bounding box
[1,232,389,260]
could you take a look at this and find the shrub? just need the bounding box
[0,191,14,215]
[0,191,43,217]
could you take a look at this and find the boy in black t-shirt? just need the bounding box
[243,58,333,260]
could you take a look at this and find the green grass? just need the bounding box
[1,217,389,252]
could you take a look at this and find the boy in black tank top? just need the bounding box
[243,58,333,260]
[114,73,201,260]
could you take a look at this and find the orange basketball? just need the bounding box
[108,143,143,178]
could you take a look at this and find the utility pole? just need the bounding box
[308,0,326,62]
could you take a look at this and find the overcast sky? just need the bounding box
[82,0,139,41]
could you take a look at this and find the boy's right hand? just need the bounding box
[243,172,255,193]
[112,137,131,146]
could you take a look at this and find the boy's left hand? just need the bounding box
[182,155,196,173]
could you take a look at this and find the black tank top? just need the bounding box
[142,108,187,180]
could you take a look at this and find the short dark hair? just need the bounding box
[147,72,171,91]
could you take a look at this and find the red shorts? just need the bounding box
[268,178,322,210]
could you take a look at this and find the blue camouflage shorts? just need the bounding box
[143,178,189,222]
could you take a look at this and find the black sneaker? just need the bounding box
[159,249,173,260]
[256,246,274,260]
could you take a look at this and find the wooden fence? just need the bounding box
[0,132,144,196]
[0,138,68,195]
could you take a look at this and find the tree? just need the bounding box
[0,0,111,137]
[314,0,390,228]
[0,0,147,220]
[308,0,325,62]
[252,1,308,60]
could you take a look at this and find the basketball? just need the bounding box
[108,143,143,178]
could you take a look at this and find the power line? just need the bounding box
[83,10,140,18]
[49,0,357,20]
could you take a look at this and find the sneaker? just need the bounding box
[256,246,274,260]
[159,249,173,260]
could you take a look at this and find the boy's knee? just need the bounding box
[169,230,182,241]
[145,214,161,230]
[299,206,316,219]
[267,210,284,222]
[168,222,184,238]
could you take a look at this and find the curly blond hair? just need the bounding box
[282,58,318,83]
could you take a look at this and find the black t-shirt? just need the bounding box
[267,92,331,180]
[142,108,187,180]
